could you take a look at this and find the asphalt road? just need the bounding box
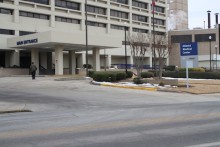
[0,77,220,147]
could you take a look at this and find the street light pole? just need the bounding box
[124,24,128,74]
[215,45,218,70]
[209,36,212,71]
[85,0,89,76]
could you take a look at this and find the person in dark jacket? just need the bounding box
[30,62,37,80]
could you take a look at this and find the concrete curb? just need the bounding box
[91,81,157,91]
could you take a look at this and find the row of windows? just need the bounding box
[152,18,165,25]
[133,28,148,33]
[55,0,80,11]
[86,5,106,15]
[55,16,80,24]
[132,0,148,9]
[0,29,15,35]
[19,31,35,36]
[111,24,124,30]
[111,0,128,5]
[22,0,49,5]
[171,34,216,43]
[19,11,49,20]
[110,10,128,19]
[154,6,165,13]
[132,14,147,22]
[87,21,106,28]
[0,8,13,15]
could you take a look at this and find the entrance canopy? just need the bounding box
[7,30,121,51]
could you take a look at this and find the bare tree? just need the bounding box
[154,33,172,79]
[127,33,150,78]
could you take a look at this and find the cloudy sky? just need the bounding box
[188,0,220,29]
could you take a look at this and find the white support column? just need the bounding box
[31,48,39,75]
[40,52,47,69]
[150,53,153,68]
[69,50,76,75]
[93,48,100,71]
[55,46,63,75]
[106,55,111,68]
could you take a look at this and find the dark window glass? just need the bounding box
[195,34,216,42]
[111,0,128,5]
[132,14,147,22]
[110,10,128,19]
[132,1,147,9]
[19,11,49,20]
[111,24,124,30]
[171,35,192,43]
[0,29,15,35]
[55,0,80,10]
[153,6,165,13]
[22,0,49,5]
[86,5,106,15]
[133,28,148,33]
[87,21,106,28]
[152,18,165,25]
[19,31,35,36]
[55,16,80,24]
[0,8,13,15]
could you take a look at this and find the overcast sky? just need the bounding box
[188,0,220,29]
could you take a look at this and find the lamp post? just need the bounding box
[85,0,89,76]
[124,23,128,74]
[215,45,218,70]
[209,35,212,70]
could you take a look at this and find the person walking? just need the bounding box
[30,62,37,80]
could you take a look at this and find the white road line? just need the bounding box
[186,141,220,147]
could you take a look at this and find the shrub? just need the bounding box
[126,71,133,78]
[162,71,220,79]
[179,67,205,72]
[163,65,176,71]
[92,71,127,82]
[141,72,154,78]
[88,71,95,78]
[159,82,165,86]
[133,77,142,84]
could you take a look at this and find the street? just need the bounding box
[0,77,220,147]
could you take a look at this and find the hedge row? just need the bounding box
[162,71,220,79]
[90,71,133,82]
[178,67,205,72]
[141,72,154,78]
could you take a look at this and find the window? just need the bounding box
[171,35,192,43]
[87,21,106,28]
[86,5,106,15]
[110,10,128,19]
[152,18,165,25]
[111,0,128,5]
[19,11,49,20]
[111,24,124,30]
[195,34,216,42]
[0,8,13,15]
[133,28,148,33]
[0,29,15,35]
[55,16,80,24]
[154,6,165,13]
[55,0,80,10]
[132,14,147,22]
[19,31,35,36]
[132,1,147,9]
[22,0,49,5]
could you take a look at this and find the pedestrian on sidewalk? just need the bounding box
[30,62,37,80]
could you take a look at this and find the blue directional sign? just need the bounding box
[180,42,198,56]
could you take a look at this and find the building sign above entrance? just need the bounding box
[17,38,38,46]
[180,42,198,56]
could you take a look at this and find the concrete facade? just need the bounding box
[169,28,220,69]
[0,0,167,75]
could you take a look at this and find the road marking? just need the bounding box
[186,141,220,147]
[0,112,220,139]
